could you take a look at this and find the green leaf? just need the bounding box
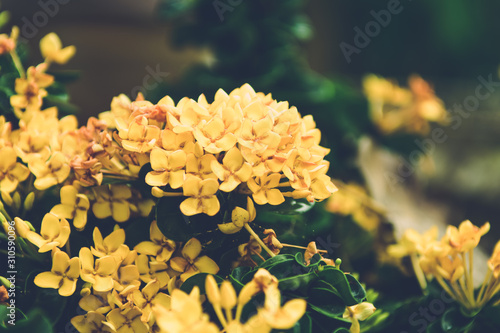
[307,287,346,317]
[318,267,366,306]
[0,309,53,333]
[259,198,315,216]
[439,307,475,333]
[155,196,192,242]
[181,273,224,295]
[278,272,318,294]
[229,266,251,288]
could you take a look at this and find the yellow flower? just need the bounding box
[113,252,141,293]
[0,116,12,148]
[388,226,439,258]
[117,115,161,153]
[134,221,176,262]
[238,115,281,153]
[92,184,132,223]
[0,26,18,55]
[145,148,186,189]
[444,220,490,253]
[13,129,51,163]
[91,227,129,260]
[105,305,148,333]
[50,185,90,230]
[40,32,76,64]
[169,238,219,282]
[211,147,252,192]
[79,247,118,292]
[186,153,217,180]
[193,116,237,153]
[130,280,171,322]
[259,285,307,330]
[304,241,335,266]
[0,146,29,193]
[247,173,285,206]
[343,302,376,333]
[435,254,465,283]
[29,152,71,190]
[180,177,220,216]
[218,196,256,234]
[71,311,114,333]
[79,289,115,314]
[34,249,80,296]
[26,213,71,253]
[262,229,283,255]
[154,287,219,333]
[135,254,170,288]
[488,240,500,278]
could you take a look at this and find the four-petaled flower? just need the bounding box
[50,185,90,230]
[130,280,171,322]
[34,249,80,296]
[247,173,285,205]
[40,32,76,64]
[180,177,220,216]
[169,238,219,281]
[92,184,132,223]
[135,221,176,262]
[26,213,71,253]
[29,151,70,190]
[145,148,186,189]
[80,247,119,292]
[211,147,252,192]
[0,146,30,193]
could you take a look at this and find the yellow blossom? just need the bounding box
[488,241,500,278]
[29,152,70,190]
[91,227,129,260]
[154,287,219,333]
[0,26,18,55]
[34,249,80,296]
[388,226,439,258]
[0,146,29,193]
[40,32,76,64]
[135,254,170,288]
[180,177,220,216]
[444,220,490,253]
[92,184,132,222]
[134,221,176,262]
[169,238,219,282]
[116,115,161,153]
[193,117,237,153]
[130,280,171,322]
[79,247,118,292]
[247,173,285,206]
[262,229,283,255]
[71,311,114,333]
[218,197,256,234]
[50,185,90,230]
[185,153,217,180]
[26,213,70,253]
[343,302,376,333]
[145,148,186,189]
[104,306,148,333]
[211,147,252,192]
[259,285,307,330]
[304,241,335,266]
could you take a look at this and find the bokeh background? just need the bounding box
[3,0,500,251]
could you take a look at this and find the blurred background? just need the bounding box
[3,0,500,252]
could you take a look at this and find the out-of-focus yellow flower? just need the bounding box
[40,32,76,64]
[488,241,500,278]
[145,148,186,189]
[0,146,29,193]
[169,238,219,281]
[71,311,114,333]
[211,147,252,192]
[343,302,376,333]
[218,196,256,234]
[116,115,161,153]
[444,220,490,253]
[0,116,12,149]
[0,26,18,55]
[104,306,148,333]
[247,173,285,205]
[50,185,90,230]
[26,213,70,253]
[304,241,335,266]
[135,221,176,262]
[435,254,464,283]
[130,280,171,322]
[92,184,132,222]
[180,177,220,216]
[259,285,307,330]
[29,152,70,190]
[388,226,439,259]
[91,227,129,260]
[154,287,219,333]
[34,249,80,296]
[79,247,118,292]
[136,254,170,288]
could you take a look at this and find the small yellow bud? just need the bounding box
[12,192,21,212]
[23,192,35,211]
[220,281,237,310]
[1,191,13,207]
[238,281,260,306]
[205,274,221,305]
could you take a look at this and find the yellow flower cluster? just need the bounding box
[363,74,448,135]
[389,220,500,312]
[99,84,336,216]
[152,268,306,333]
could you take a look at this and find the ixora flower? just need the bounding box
[444,220,490,253]
[92,184,132,223]
[343,302,376,333]
[79,247,119,292]
[134,221,176,262]
[154,287,219,333]
[29,151,71,190]
[211,147,252,192]
[0,146,30,193]
[247,173,285,206]
[34,248,80,296]
[145,148,186,188]
[169,238,219,282]
[135,254,170,288]
[91,227,129,260]
[50,185,90,230]
[71,311,114,333]
[130,280,171,322]
[104,305,148,333]
[39,32,76,65]
[179,177,220,216]
[26,213,71,253]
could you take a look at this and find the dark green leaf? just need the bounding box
[180,273,224,295]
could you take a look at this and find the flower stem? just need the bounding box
[10,50,25,79]
[410,254,427,294]
[281,243,327,253]
[244,223,275,258]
